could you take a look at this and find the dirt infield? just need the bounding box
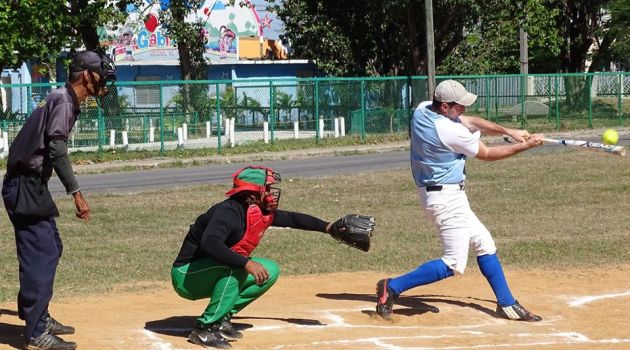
[1,266,629,350]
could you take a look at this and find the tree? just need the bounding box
[590,0,630,71]
[0,1,71,74]
[274,91,293,123]
[267,0,510,76]
[439,0,562,74]
[68,0,138,51]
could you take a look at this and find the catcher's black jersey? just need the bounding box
[173,198,328,267]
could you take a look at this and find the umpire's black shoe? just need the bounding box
[376,278,396,320]
[218,314,243,339]
[45,317,75,335]
[496,301,542,322]
[25,332,77,350]
[188,325,232,349]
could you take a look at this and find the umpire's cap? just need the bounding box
[69,50,117,86]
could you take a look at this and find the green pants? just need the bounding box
[171,256,280,326]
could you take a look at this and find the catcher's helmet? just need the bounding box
[69,50,116,95]
[225,166,281,211]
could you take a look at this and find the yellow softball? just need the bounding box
[602,129,619,145]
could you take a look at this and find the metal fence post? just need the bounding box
[485,78,490,121]
[407,76,413,138]
[97,105,104,153]
[555,75,560,130]
[587,74,593,128]
[360,80,366,141]
[494,77,499,119]
[547,75,552,122]
[143,116,148,143]
[159,84,165,154]
[26,86,32,115]
[270,82,275,143]
[314,79,320,142]
[618,73,623,126]
[520,74,526,129]
[216,83,222,154]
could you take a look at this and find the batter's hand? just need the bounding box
[507,129,531,143]
[245,260,269,285]
[525,133,544,147]
[73,191,91,223]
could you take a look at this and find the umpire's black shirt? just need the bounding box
[7,84,80,179]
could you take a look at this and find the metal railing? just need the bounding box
[0,72,627,155]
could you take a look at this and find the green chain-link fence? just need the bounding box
[0,73,627,155]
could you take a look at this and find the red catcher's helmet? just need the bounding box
[225,166,281,210]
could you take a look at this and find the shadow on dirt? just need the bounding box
[0,309,24,350]
[145,315,324,338]
[316,292,498,318]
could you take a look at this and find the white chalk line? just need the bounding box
[142,296,630,349]
[309,332,630,350]
[566,290,630,307]
[142,329,177,350]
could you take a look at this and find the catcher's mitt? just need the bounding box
[329,214,375,252]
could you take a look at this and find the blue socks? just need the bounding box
[388,259,454,295]
[477,253,516,306]
[386,254,516,307]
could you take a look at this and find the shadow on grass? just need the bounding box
[0,309,23,350]
[145,315,324,338]
[316,292,498,319]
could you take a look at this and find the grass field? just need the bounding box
[1,147,629,303]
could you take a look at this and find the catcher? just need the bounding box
[171,166,374,349]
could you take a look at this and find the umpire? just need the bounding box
[2,50,115,350]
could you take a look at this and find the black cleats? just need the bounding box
[45,317,75,336]
[25,332,76,350]
[376,278,396,320]
[218,315,243,340]
[188,325,232,349]
[496,301,542,322]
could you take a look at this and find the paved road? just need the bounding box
[48,134,628,196]
[48,150,411,196]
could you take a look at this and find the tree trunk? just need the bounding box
[564,75,588,111]
[407,2,423,75]
[74,0,100,50]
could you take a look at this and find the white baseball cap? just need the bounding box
[434,80,477,106]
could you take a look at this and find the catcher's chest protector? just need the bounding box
[231,205,274,257]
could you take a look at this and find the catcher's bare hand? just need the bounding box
[245,260,269,285]
[328,214,375,252]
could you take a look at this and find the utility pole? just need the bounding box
[425,0,436,100]
[520,27,529,97]
[520,28,528,75]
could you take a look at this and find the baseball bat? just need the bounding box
[542,137,625,156]
[502,136,626,156]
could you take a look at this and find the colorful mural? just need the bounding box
[99,0,265,64]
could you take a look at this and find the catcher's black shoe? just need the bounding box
[45,317,75,335]
[376,278,396,320]
[218,314,243,340]
[25,332,77,350]
[188,325,232,349]
[496,301,542,322]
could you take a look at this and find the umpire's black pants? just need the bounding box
[2,176,62,341]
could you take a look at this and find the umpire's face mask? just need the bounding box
[70,50,117,106]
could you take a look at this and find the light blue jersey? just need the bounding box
[410,101,480,186]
